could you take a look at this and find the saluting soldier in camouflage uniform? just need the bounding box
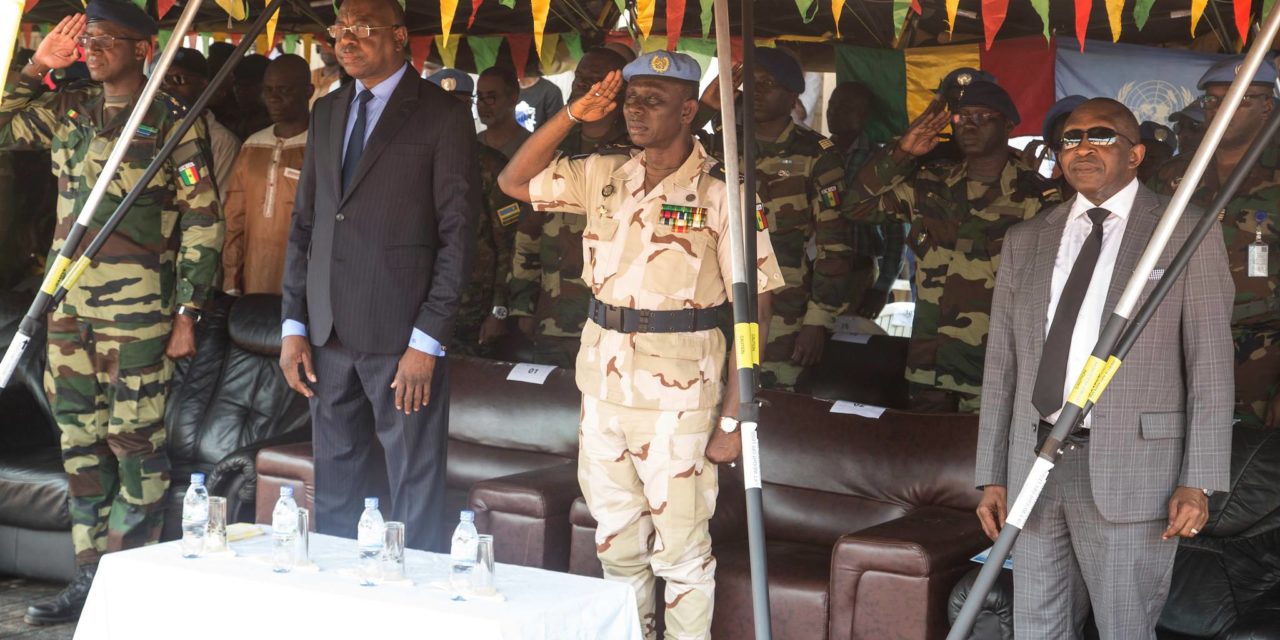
[846,81,1060,412]
[429,70,527,357]
[0,3,221,625]
[697,47,852,390]
[508,47,630,367]
[499,51,784,639]
[1152,56,1280,427]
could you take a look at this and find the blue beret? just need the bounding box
[1198,54,1279,89]
[623,51,702,85]
[428,68,474,95]
[753,47,804,94]
[935,67,996,95]
[1140,121,1175,150]
[1171,103,1206,125]
[1042,95,1088,143]
[85,0,157,37]
[956,80,1020,125]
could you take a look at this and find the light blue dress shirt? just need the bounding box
[283,64,444,356]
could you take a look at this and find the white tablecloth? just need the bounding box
[74,526,642,640]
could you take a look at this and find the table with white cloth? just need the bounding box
[74,526,643,640]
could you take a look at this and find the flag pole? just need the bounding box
[947,4,1280,637]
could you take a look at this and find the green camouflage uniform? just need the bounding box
[508,122,630,367]
[846,147,1059,412]
[1152,147,1280,425]
[0,74,222,565]
[751,122,853,390]
[452,145,525,357]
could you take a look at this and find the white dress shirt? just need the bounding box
[1044,177,1140,426]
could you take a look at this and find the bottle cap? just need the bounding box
[365,497,379,509]
[279,486,293,497]
[460,510,475,522]
[190,472,205,485]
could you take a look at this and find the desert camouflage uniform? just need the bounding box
[508,122,630,367]
[1152,147,1280,425]
[750,122,853,390]
[0,74,221,565]
[528,139,784,639]
[452,145,525,357]
[846,147,1059,412]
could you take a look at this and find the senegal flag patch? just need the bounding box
[755,203,768,231]
[819,184,842,208]
[66,108,79,120]
[496,203,520,227]
[177,161,203,186]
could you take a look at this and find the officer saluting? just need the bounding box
[499,51,783,639]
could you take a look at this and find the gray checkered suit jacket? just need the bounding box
[976,185,1234,523]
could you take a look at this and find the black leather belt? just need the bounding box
[1037,419,1090,451]
[588,298,724,333]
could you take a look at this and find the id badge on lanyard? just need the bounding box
[1249,211,1269,278]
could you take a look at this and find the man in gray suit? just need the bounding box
[974,98,1233,638]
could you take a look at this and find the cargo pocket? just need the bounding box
[574,321,605,397]
[632,332,706,411]
[583,216,619,282]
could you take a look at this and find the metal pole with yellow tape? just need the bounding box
[948,5,1280,638]
[713,0,772,637]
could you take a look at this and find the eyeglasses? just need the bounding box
[1199,93,1274,110]
[76,34,145,50]
[326,24,401,39]
[951,111,1003,127]
[474,93,500,106]
[1060,126,1137,150]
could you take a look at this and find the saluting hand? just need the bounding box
[897,100,951,158]
[566,70,623,123]
[700,63,743,112]
[33,14,86,72]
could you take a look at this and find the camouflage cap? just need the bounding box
[85,0,157,37]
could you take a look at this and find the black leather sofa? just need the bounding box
[947,423,1280,639]
[0,292,309,580]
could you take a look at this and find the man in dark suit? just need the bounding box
[975,99,1232,637]
[279,0,478,551]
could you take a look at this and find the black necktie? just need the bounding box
[342,89,374,194]
[1033,207,1111,417]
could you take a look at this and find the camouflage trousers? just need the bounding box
[44,311,173,566]
[578,394,718,640]
[1233,324,1280,425]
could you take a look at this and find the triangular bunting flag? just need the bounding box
[158,0,175,19]
[1191,0,1208,35]
[981,0,1007,48]
[636,0,655,39]
[1134,0,1156,29]
[468,0,484,29]
[214,0,247,20]
[1234,0,1250,44]
[409,34,433,73]
[1075,0,1091,51]
[562,32,583,63]
[666,0,685,50]
[889,0,909,39]
[24,0,39,12]
[538,33,560,72]
[795,0,817,23]
[1105,0,1124,41]
[301,33,314,62]
[468,36,501,72]
[945,0,959,33]
[199,32,211,54]
[532,0,550,57]
[438,34,461,69]
[700,0,712,36]
[508,33,532,79]
[284,33,299,54]
[157,28,172,53]
[1030,0,1049,40]
[500,0,514,7]
[264,0,280,52]
[441,0,459,44]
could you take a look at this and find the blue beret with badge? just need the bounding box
[85,0,157,37]
[622,50,702,85]
[754,46,805,94]
[1198,54,1280,88]
[956,80,1020,125]
[428,68,474,95]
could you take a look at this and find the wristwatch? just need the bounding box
[176,305,203,323]
[1201,488,1214,498]
[491,305,509,319]
[719,417,740,433]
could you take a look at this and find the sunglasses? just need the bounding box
[1199,93,1274,110]
[76,34,145,51]
[951,111,1003,127]
[1060,127,1137,150]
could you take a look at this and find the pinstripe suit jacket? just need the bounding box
[975,185,1234,523]
[281,67,481,354]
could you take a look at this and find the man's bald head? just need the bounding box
[1059,98,1145,204]
[340,0,404,26]
[266,54,311,85]
[1066,98,1140,145]
[262,54,313,128]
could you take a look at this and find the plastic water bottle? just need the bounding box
[449,510,479,595]
[180,473,209,558]
[271,487,299,573]
[357,497,385,584]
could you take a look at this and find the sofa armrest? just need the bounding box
[1222,580,1280,640]
[468,462,579,571]
[829,505,990,640]
[208,427,311,524]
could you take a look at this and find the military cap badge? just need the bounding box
[442,77,457,92]
[957,72,973,86]
[651,54,670,74]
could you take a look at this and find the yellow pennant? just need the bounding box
[532,0,550,58]
[538,32,559,73]
[300,33,313,63]
[438,34,462,68]
[440,0,458,45]
[945,0,959,32]
[636,0,656,39]
[1104,0,1123,41]
[1190,0,1208,35]
[214,0,247,20]
[832,0,845,37]
[264,0,279,53]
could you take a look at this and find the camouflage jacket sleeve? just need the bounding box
[873,221,908,292]
[507,208,546,317]
[843,140,919,225]
[527,154,591,215]
[486,185,526,309]
[220,153,249,293]
[0,74,63,150]
[169,114,224,308]
[805,146,854,327]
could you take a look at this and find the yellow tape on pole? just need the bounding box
[1066,355,1106,408]
[40,255,72,296]
[62,257,92,292]
[1088,356,1123,405]
[0,0,25,107]
[734,322,753,369]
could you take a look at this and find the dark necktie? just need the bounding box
[1032,207,1111,417]
[342,89,374,194]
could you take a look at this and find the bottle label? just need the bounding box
[451,539,478,563]
[1250,242,1269,278]
[183,504,208,524]
[358,524,384,548]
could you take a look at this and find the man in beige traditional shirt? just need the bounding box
[222,55,311,295]
[499,51,783,640]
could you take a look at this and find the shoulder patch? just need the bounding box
[708,161,726,182]
[818,138,835,150]
[156,91,188,119]
[496,202,521,226]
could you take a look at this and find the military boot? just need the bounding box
[24,563,96,625]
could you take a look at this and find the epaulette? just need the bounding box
[709,161,726,182]
[571,143,636,160]
[158,90,188,119]
[818,138,835,150]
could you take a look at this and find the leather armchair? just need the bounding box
[797,335,910,408]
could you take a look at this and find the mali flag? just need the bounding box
[835,36,1056,144]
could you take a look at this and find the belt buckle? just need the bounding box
[604,304,623,331]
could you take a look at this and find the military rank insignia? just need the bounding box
[496,203,520,226]
[819,185,842,208]
[756,204,768,231]
[660,204,707,232]
[818,138,835,150]
[136,124,158,138]
[177,161,203,187]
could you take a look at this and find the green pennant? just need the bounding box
[1133,0,1157,30]
[468,36,502,72]
[677,37,715,76]
[499,0,515,7]
[699,0,713,36]
[132,0,146,10]
[1265,0,1278,25]
[1031,0,1051,40]
[794,0,817,23]
[284,33,299,54]
[892,0,910,34]
[561,32,583,63]
[199,31,211,54]
[157,28,173,53]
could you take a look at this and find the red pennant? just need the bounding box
[1074,0,1091,51]
[981,0,1008,49]
[24,0,40,12]
[911,0,921,13]
[20,23,32,48]
[666,0,685,51]
[229,33,242,45]
[158,0,176,19]
[468,0,484,29]
[409,35,433,73]
[729,36,745,63]
[1235,0,1251,44]
[508,33,532,79]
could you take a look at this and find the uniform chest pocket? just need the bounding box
[124,136,158,164]
[643,230,712,299]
